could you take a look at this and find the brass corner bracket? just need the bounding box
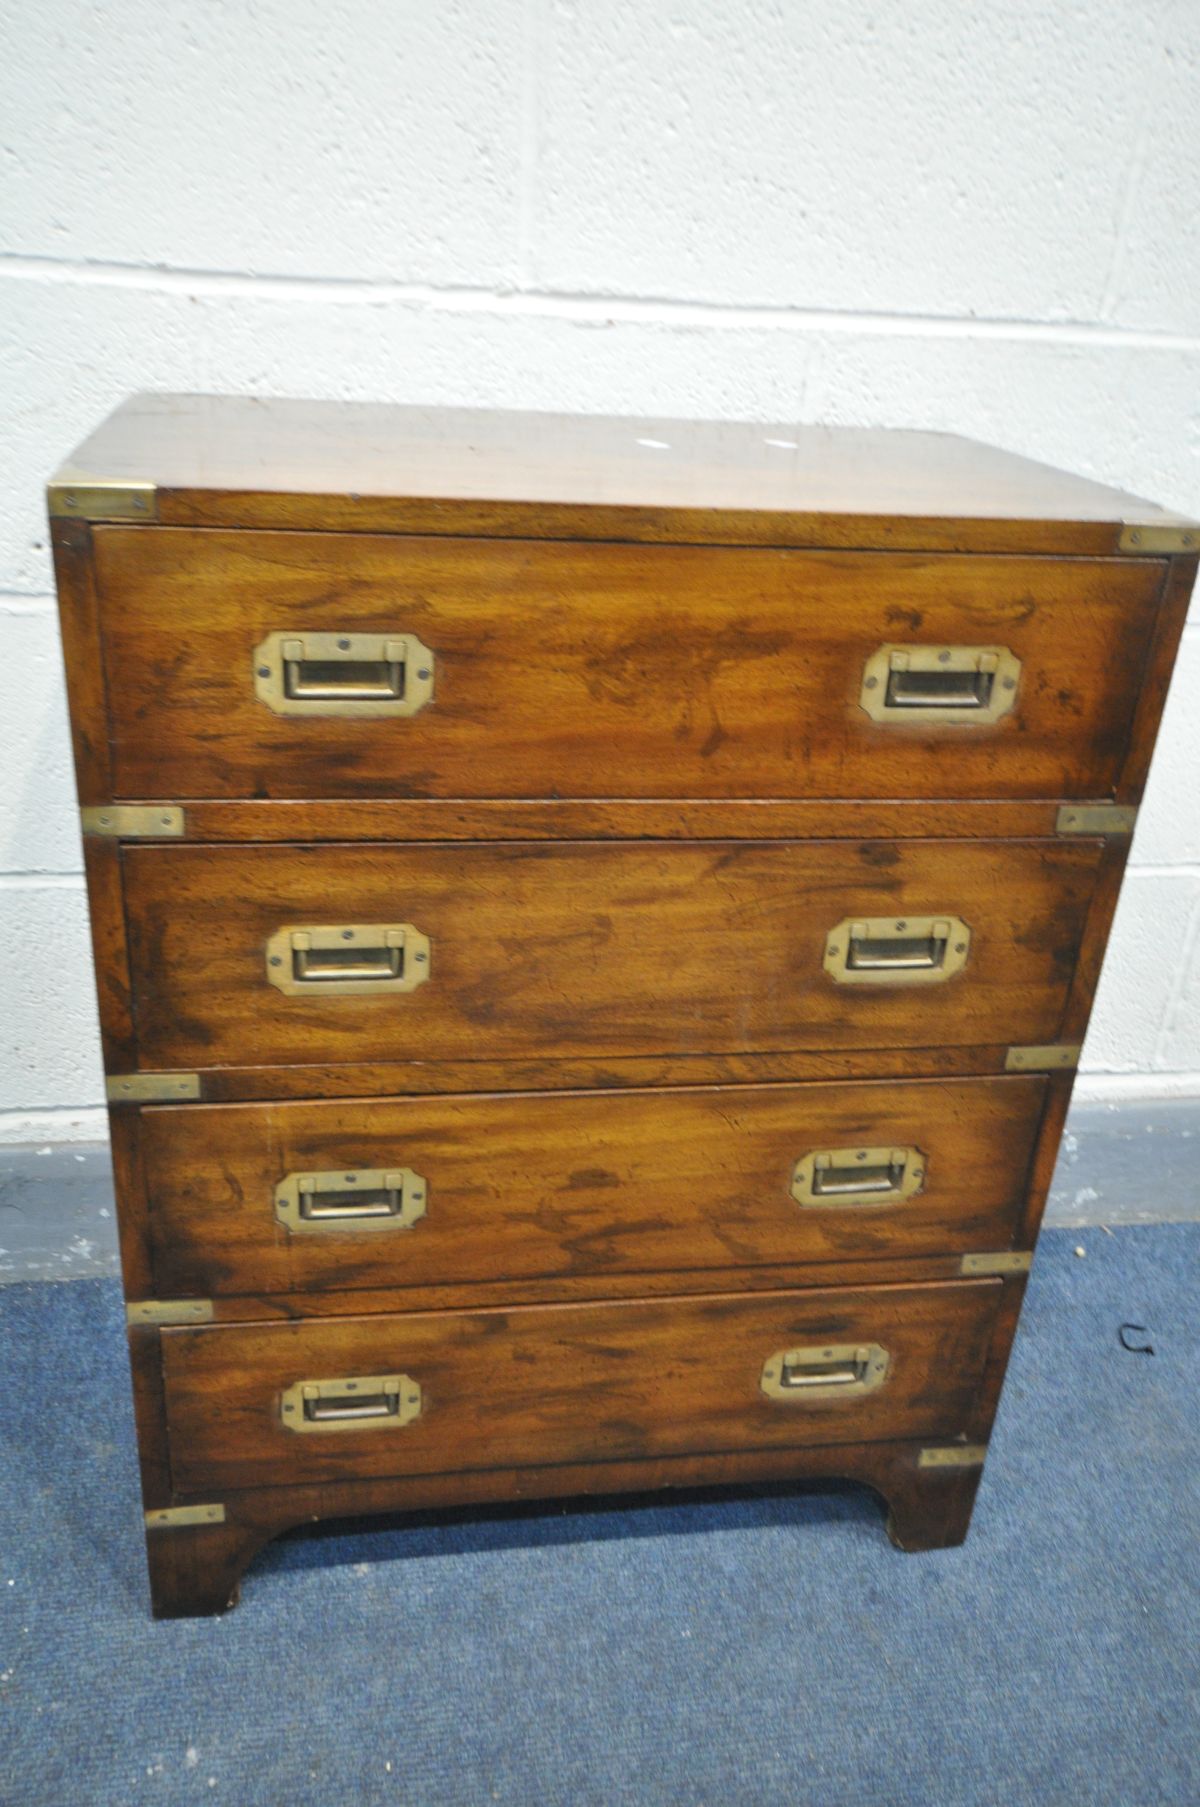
[47,472,158,522]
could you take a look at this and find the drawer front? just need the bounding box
[161,1279,1003,1490]
[121,838,1101,1071]
[92,529,1161,801]
[139,1076,1046,1297]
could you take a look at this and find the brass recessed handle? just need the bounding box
[860,644,1021,725]
[266,924,431,997]
[791,1145,925,1208]
[253,631,434,718]
[823,915,970,986]
[760,1342,890,1401]
[281,1374,422,1433]
[274,1167,428,1234]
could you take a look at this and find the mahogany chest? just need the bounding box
[49,395,1197,1615]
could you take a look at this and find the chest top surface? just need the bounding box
[49,392,1197,557]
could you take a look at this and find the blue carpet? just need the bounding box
[0,1224,1196,1807]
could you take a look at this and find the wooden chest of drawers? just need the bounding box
[50,395,1197,1616]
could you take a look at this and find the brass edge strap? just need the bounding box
[1118,523,1199,554]
[960,1251,1033,1278]
[106,1073,202,1103]
[917,1446,988,1470]
[1056,804,1137,837]
[1004,1044,1081,1072]
[83,805,185,838]
[144,1504,226,1529]
[126,1299,214,1327]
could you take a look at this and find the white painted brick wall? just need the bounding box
[2,0,1198,1141]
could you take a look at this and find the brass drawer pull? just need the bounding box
[860,644,1021,724]
[275,1167,428,1234]
[254,631,434,718]
[266,923,430,997]
[823,914,970,986]
[761,1342,890,1401]
[791,1145,925,1208]
[281,1374,422,1433]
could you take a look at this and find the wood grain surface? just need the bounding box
[160,1277,1003,1491]
[103,1045,1080,1103]
[153,1255,1018,1322]
[60,393,1197,552]
[92,529,1162,801]
[49,398,1200,1609]
[156,798,1069,843]
[120,837,1102,1071]
[144,1434,992,1615]
[134,1074,1046,1297]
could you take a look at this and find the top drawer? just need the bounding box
[90,530,1162,802]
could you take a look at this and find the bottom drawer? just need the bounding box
[161,1279,1003,1491]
